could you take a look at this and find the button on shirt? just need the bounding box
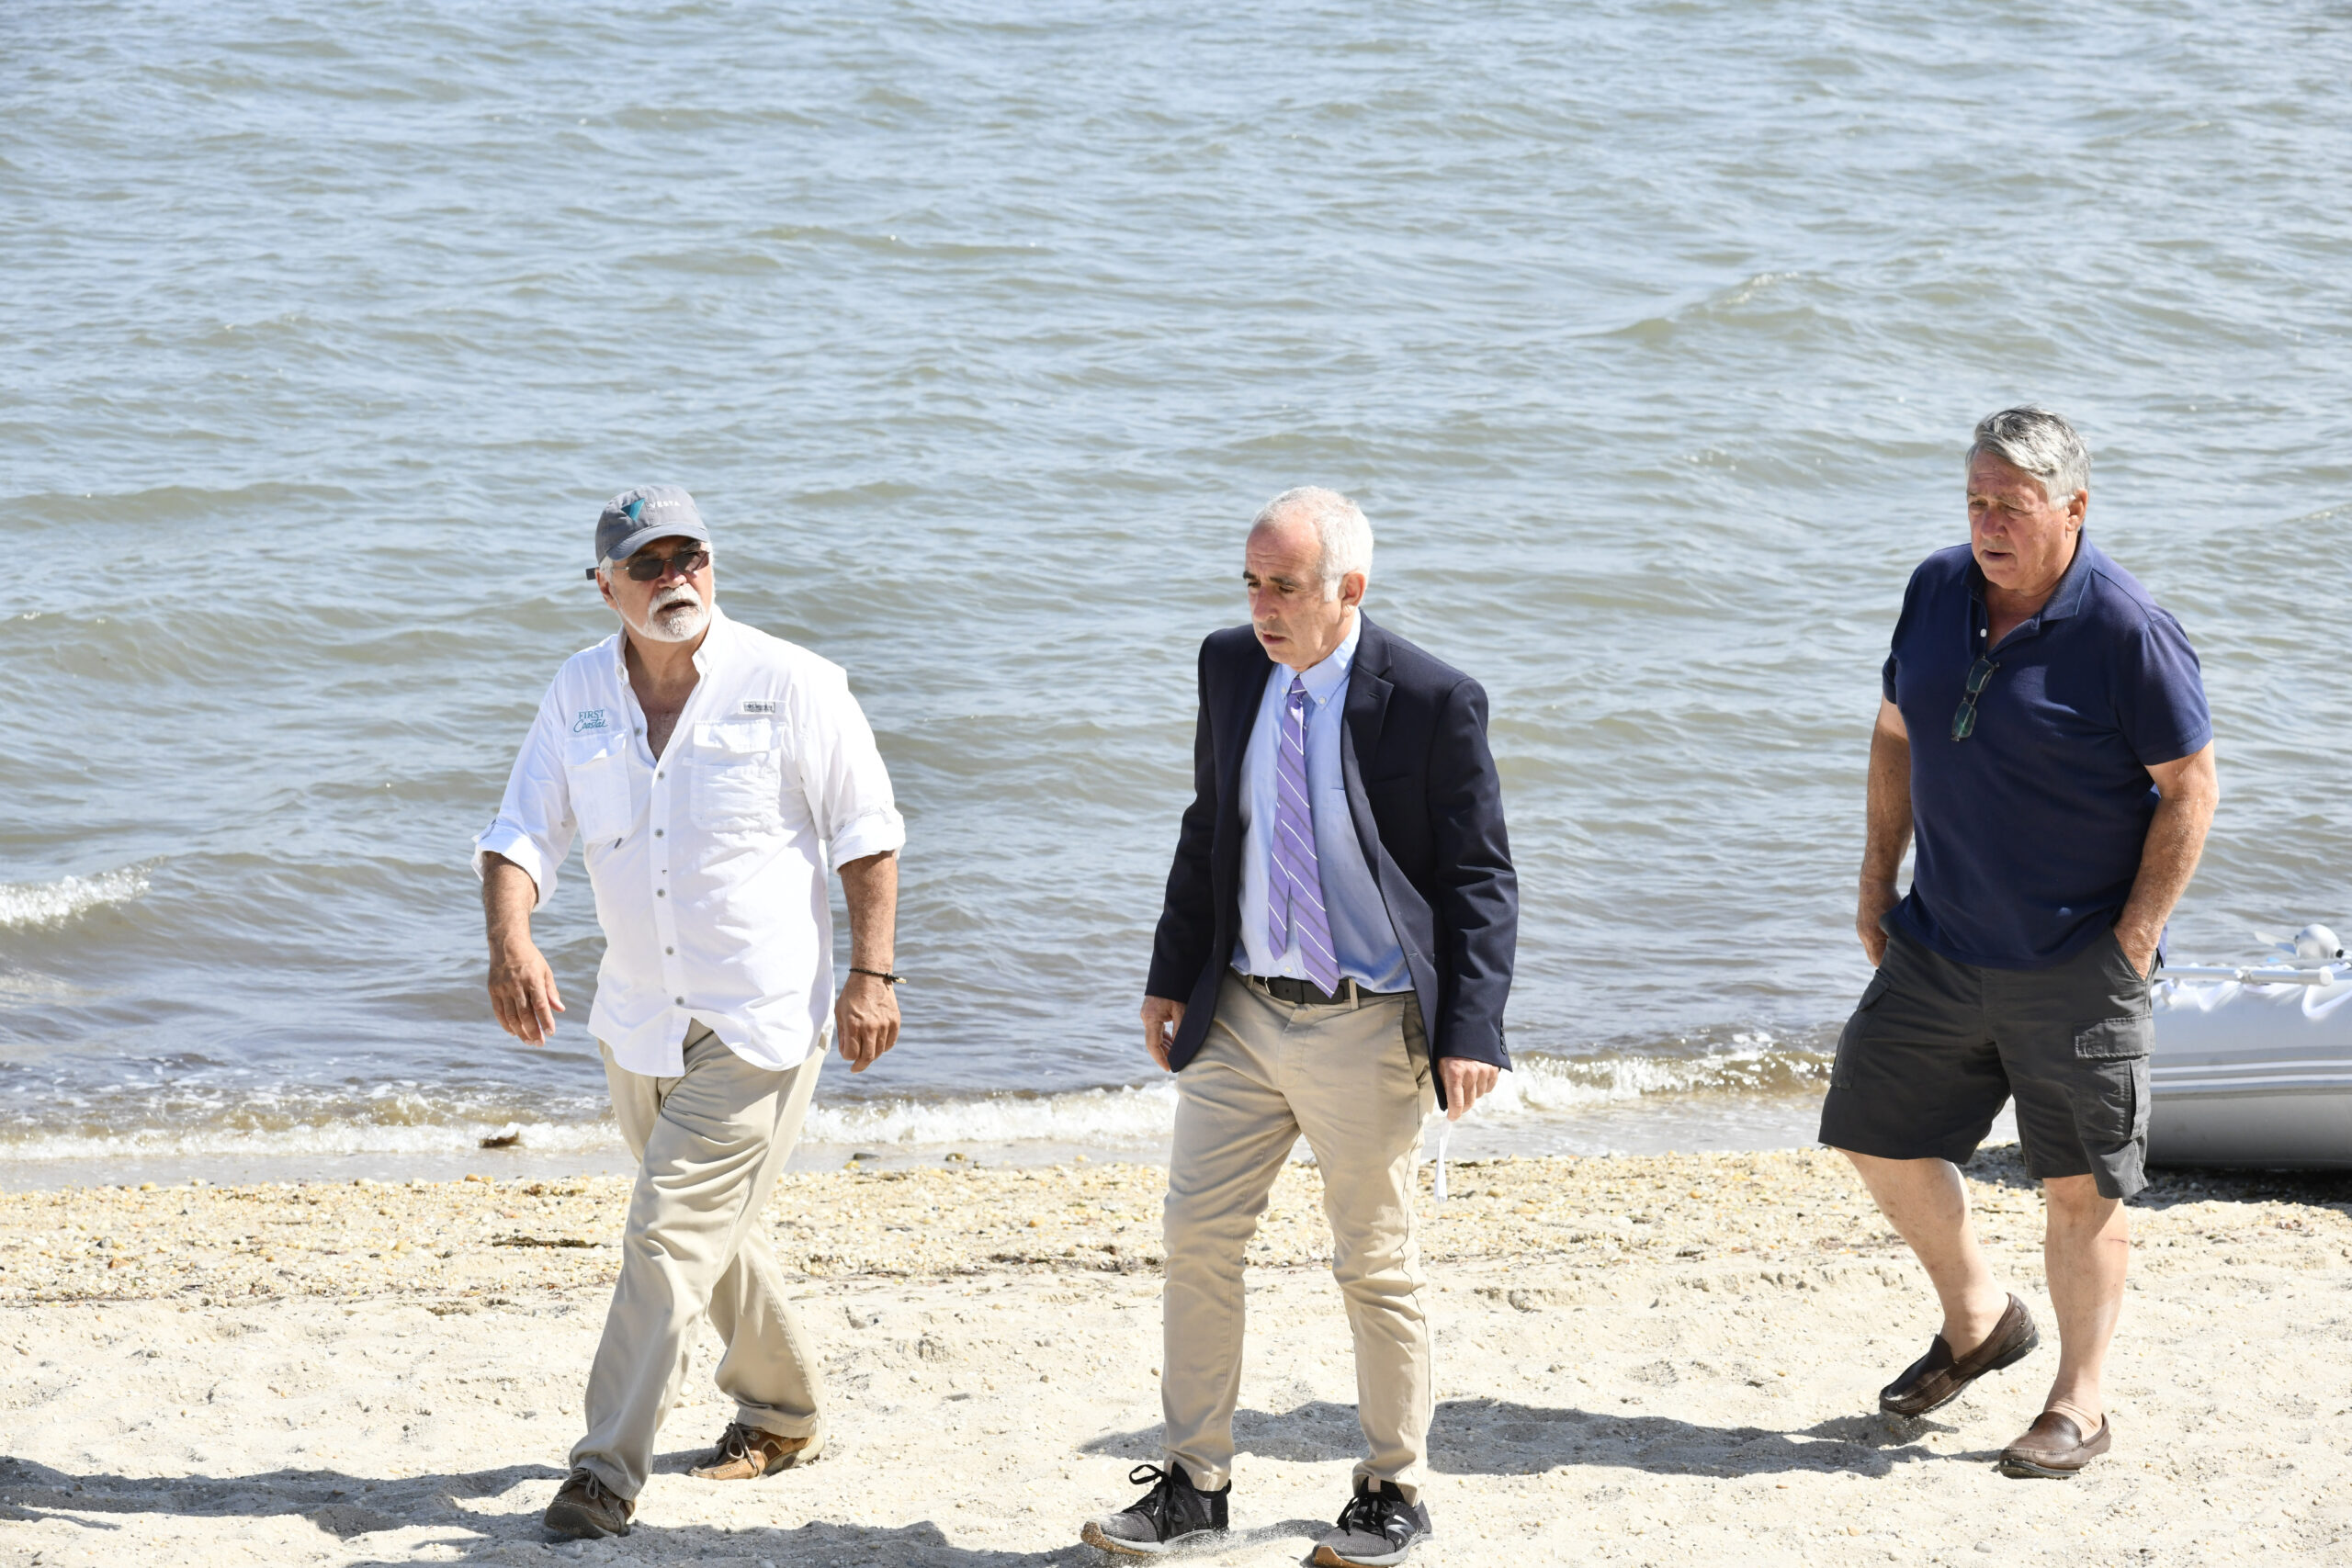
[1230,616,1411,991]
[472,606,906,1077]
[1883,537,2211,971]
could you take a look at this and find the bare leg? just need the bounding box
[1838,1150,2010,1353]
[2038,1175,2127,1427]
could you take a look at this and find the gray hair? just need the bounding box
[1967,407,2090,502]
[1251,486,1374,597]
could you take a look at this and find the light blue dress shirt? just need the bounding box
[1230,615,1412,992]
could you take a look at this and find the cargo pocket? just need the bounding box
[1829,972,1891,1090]
[690,719,781,830]
[2071,1015,2153,1151]
[564,733,632,843]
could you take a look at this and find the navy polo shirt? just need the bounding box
[1883,536,2211,971]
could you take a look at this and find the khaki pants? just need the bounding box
[572,1021,827,1497]
[1162,971,1438,1502]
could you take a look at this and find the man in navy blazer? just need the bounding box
[1081,488,1515,1568]
[1145,599,1518,1092]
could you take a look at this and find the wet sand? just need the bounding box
[3,1146,2347,1565]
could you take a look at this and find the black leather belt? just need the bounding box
[1246,973,1408,1008]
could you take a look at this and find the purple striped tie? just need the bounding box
[1269,675,1342,995]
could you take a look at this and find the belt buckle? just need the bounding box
[1263,974,1350,1007]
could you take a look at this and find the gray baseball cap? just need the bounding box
[589,485,710,577]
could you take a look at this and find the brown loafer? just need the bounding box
[688,1420,821,1480]
[1998,1410,2112,1478]
[543,1466,633,1540]
[1878,1292,2040,1416]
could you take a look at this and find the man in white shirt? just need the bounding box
[474,485,905,1541]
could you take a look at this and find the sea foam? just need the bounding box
[0,1042,1830,1169]
[0,1119,624,1165]
[801,1082,1181,1148]
[1496,1034,1829,1112]
[0,864,152,930]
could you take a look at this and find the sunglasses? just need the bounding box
[585,547,712,582]
[1950,657,1999,741]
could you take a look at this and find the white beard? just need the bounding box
[634,586,709,643]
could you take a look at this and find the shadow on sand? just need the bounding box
[1081,1396,1963,1481]
[0,1454,563,1539]
[0,1453,1133,1564]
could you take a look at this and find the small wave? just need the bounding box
[1491,1038,1830,1115]
[0,1120,622,1164]
[0,1040,1830,1168]
[802,1083,1180,1148]
[0,864,152,930]
[798,1041,1827,1145]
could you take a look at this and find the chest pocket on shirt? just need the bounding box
[691,718,782,830]
[564,732,632,843]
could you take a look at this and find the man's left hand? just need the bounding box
[836,972,901,1073]
[2113,924,2160,982]
[1439,1057,1499,1121]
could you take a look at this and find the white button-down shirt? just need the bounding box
[472,606,905,1077]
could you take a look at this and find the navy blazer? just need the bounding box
[1144,615,1518,1105]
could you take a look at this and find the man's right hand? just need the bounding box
[488,939,565,1044]
[1857,879,1902,967]
[1141,996,1185,1072]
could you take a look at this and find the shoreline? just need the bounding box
[0,1035,1851,1191]
[0,1087,1862,1192]
[5,1148,2346,1564]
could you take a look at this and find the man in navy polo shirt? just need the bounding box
[1820,407,2218,1481]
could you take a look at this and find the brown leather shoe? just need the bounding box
[1998,1410,2112,1478]
[542,1466,633,1540]
[1878,1293,2040,1416]
[687,1420,821,1480]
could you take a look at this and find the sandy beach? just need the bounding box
[3,1145,2347,1566]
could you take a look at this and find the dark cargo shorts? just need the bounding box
[1817,925,2154,1200]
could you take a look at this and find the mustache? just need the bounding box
[650,585,703,614]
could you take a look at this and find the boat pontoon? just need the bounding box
[2151,924,2352,1169]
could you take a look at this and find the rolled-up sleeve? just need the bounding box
[472,683,576,908]
[792,668,906,869]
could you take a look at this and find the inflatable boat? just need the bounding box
[2150,924,2352,1169]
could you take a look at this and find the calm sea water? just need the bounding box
[4,1,2348,1179]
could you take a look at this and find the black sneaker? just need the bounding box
[542,1465,634,1540]
[1079,1461,1230,1556]
[1311,1478,1431,1567]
